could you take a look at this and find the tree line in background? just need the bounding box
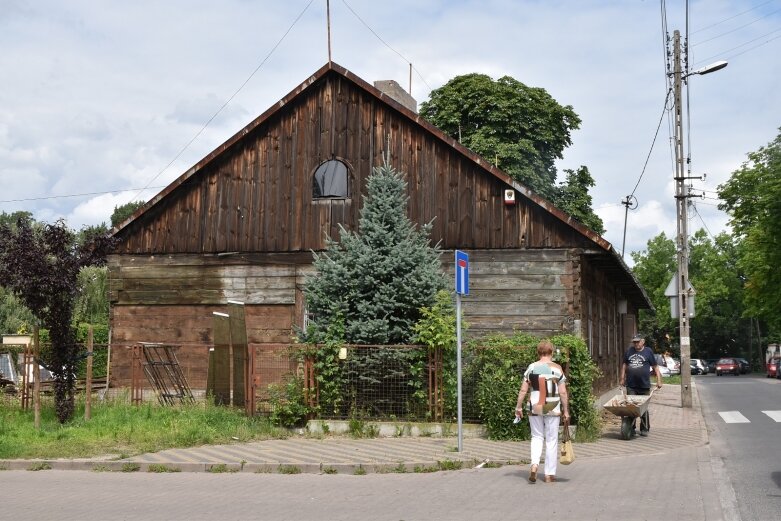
[0,201,141,422]
[631,127,781,366]
[0,202,143,335]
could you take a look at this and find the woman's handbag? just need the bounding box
[559,421,575,465]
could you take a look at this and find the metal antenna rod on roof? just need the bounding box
[327,0,332,62]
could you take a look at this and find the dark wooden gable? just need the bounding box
[113,62,606,257]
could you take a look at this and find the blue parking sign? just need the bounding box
[455,250,469,295]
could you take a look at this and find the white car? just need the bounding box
[653,354,672,377]
[691,358,708,375]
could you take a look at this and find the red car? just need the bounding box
[716,358,740,376]
[768,357,781,378]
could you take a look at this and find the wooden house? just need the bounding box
[108,62,651,396]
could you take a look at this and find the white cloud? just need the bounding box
[0,0,777,242]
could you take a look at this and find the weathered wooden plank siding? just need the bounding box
[114,73,593,256]
[442,249,573,338]
[579,255,629,395]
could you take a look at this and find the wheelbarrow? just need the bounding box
[603,387,655,440]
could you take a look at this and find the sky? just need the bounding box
[1,0,779,263]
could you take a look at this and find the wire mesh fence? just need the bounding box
[302,344,482,423]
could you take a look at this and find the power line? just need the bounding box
[710,33,781,64]
[129,0,316,204]
[630,88,673,198]
[0,187,166,204]
[690,0,776,35]
[691,202,715,239]
[340,0,433,92]
[692,7,781,47]
[692,27,781,67]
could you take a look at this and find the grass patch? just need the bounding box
[0,394,287,460]
[392,462,407,473]
[147,464,180,473]
[121,463,140,472]
[437,460,463,471]
[482,461,503,468]
[92,465,111,472]
[321,466,338,474]
[353,465,366,475]
[207,464,238,473]
[277,465,301,474]
[27,462,51,471]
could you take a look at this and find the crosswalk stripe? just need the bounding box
[762,410,781,422]
[718,411,750,423]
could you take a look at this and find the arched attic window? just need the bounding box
[313,159,349,199]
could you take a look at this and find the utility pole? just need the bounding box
[672,30,692,408]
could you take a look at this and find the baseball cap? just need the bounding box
[631,334,643,342]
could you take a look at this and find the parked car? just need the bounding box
[691,359,708,375]
[768,356,781,378]
[653,354,672,377]
[776,358,781,380]
[706,359,718,374]
[664,356,681,375]
[736,358,750,374]
[716,357,740,376]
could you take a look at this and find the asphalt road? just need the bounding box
[696,373,781,521]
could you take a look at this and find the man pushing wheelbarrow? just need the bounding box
[618,334,663,437]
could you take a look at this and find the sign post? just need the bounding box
[455,250,469,452]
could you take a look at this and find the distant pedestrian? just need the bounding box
[515,340,570,483]
[620,334,662,437]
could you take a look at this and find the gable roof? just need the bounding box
[112,61,651,309]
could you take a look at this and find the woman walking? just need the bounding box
[514,340,570,483]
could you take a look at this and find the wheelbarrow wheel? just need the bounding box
[620,416,634,440]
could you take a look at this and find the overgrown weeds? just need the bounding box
[0,394,287,459]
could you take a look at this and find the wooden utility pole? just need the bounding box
[672,30,693,408]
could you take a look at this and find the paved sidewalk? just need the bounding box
[0,383,707,474]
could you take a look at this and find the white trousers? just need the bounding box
[529,414,560,477]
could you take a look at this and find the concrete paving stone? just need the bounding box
[0,383,707,475]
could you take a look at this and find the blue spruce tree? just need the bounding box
[304,156,447,345]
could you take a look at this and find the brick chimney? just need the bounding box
[373,80,417,113]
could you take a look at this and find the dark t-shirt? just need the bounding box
[623,346,657,389]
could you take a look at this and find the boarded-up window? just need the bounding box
[313,159,349,198]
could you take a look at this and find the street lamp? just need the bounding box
[670,29,726,408]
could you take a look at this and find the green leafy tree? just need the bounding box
[0,216,115,422]
[630,232,677,351]
[0,288,35,334]
[0,211,34,228]
[688,231,750,359]
[420,73,581,200]
[555,166,605,234]
[303,157,447,345]
[111,201,145,228]
[73,266,109,326]
[719,128,781,337]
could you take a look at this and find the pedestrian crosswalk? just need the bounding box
[718,410,781,423]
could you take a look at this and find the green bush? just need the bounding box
[469,332,601,441]
[549,334,602,440]
[470,332,537,440]
[267,376,310,428]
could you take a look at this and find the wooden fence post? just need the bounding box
[33,326,41,430]
[85,326,93,420]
